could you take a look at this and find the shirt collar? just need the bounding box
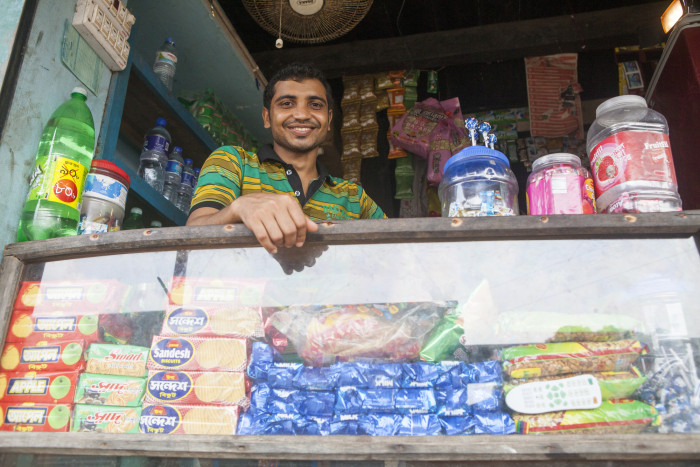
[258,144,335,186]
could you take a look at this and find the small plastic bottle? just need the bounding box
[137,118,170,193]
[153,37,177,92]
[193,168,201,190]
[163,146,184,202]
[175,158,195,212]
[122,207,145,230]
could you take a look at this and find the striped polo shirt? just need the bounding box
[190,145,386,221]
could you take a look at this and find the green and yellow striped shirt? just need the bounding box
[191,145,386,221]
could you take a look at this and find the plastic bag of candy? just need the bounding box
[269,301,456,366]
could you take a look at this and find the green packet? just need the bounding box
[419,312,462,363]
[71,404,141,433]
[74,373,147,407]
[85,343,149,377]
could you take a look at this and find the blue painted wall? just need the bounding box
[0,0,24,84]
[0,0,113,254]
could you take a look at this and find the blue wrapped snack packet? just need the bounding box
[439,414,477,435]
[402,362,439,388]
[360,413,401,436]
[334,362,370,388]
[435,388,469,416]
[294,366,340,391]
[298,390,336,416]
[247,342,279,381]
[363,388,396,412]
[473,411,516,435]
[295,415,331,436]
[237,410,264,435]
[395,389,436,414]
[266,388,301,414]
[467,382,502,412]
[237,411,297,435]
[434,361,466,389]
[249,383,271,411]
[268,363,304,389]
[330,414,363,435]
[462,361,502,384]
[398,414,442,436]
[335,386,365,414]
[263,413,297,435]
[367,363,403,388]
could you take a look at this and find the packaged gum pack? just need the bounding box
[72,403,141,433]
[160,305,263,339]
[85,343,149,377]
[6,311,99,345]
[147,336,247,372]
[74,373,147,407]
[0,340,85,373]
[0,370,79,404]
[140,403,239,435]
[13,280,126,315]
[144,370,247,407]
[0,402,72,432]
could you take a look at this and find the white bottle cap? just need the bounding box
[71,87,88,97]
[130,207,143,215]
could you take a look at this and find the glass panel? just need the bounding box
[3,237,700,438]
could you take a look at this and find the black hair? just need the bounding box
[263,62,334,111]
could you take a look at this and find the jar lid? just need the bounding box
[90,159,131,186]
[531,152,581,172]
[595,95,647,118]
[443,145,510,174]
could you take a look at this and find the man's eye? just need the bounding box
[279,101,293,107]
[310,102,323,110]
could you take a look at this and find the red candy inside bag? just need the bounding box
[269,302,455,366]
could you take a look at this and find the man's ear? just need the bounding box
[262,107,271,129]
[327,108,333,131]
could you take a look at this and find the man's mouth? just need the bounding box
[285,122,318,137]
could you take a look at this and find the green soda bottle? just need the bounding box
[17,87,95,241]
[122,207,145,230]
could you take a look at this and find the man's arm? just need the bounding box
[187,193,318,254]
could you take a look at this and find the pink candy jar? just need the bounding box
[526,153,596,215]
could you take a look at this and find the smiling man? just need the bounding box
[187,63,385,253]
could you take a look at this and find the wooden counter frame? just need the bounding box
[0,211,699,462]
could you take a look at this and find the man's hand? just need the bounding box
[187,193,318,254]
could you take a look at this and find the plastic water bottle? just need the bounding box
[122,207,145,230]
[162,146,184,202]
[175,158,195,212]
[137,118,170,193]
[153,37,177,92]
[17,87,95,241]
[193,168,201,189]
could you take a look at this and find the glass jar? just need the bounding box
[438,146,519,217]
[526,153,596,215]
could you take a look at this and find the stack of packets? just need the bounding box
[139,277,265,435]
[500,339,659,434]
[0,279,125,432]
[238,342,515,436]
[340,74,380,183]
[71,343,148,433]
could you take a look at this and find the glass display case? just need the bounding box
[0,213,698,464]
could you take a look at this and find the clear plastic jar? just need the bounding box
[586,95,682,213]
[526,153,596,215]
[438,146,519,217]
[78,159,130,234]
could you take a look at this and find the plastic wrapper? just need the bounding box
[144,370,246,407]
[360,413,401,435]
[7,311,99,345]
[147,336,247,372]
[434,361,466,389]
[394,388,436,414]
[269,301,454,366]
[341,76,360,102]
[295,366,341,391]
[341,157,362,184]
[247,341,281,381]
[419,310,462,363]
[398,413,441,436]
[0,371,78,405]
[387,88,406,114]
[72,404,141,433]
[404,70,420,88]
[252,385,335,417]
[374,73,394,91]
[86,343,149,377]
[504,369,647,401]
[1,340,85,373]
[501,340,646,379]
[436,382,502,415]
[463,361,502,384]
[341,128,361,160]
[0,402,72,432]
[75,372,146,406]
[513,400,658,434]
[360,125,379,159]
[268,363,304,389]
[358,75,376,101]
[139,403,239,435]
[440,414,477,435]
[341,101,361,130]
[334,361,370,387]
[402,362,440,388]
[160,305,263,339]
[366,363,403,388]
[13,280,126,315]
[375,90,390,112]
[474,411,517,435]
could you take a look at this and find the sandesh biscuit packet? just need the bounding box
[147,336,247,372]
[72,404,141,433]
[0,370,79,404]
[0,402,72,432]
[85,343,149,377]
[6,311,99,345]
[160,305,263,339]
[1,340,85,373]
[74,373,147,407]
[144,370,248,407]
[140,403,239,435]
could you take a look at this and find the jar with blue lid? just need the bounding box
[438,146,519,217]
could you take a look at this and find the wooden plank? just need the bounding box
[252,2,669,78]
[0,433,697,461]
[0,255,23,350]
[3,211,700,263]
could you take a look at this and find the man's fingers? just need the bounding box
[250,221,280,254]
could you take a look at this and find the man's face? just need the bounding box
[262,78,333,156]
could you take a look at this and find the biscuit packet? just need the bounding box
[85,343,149,377]
[1,340,85,373]
[72,404,141,433]
[160,305,263,339]
[6,311,99,345]
[140,403,239,435]
[74,373,147,407]
[147,336,247,372]
[13,280,126,315]
[144,370,248,407]
[0,402,72,432]
[0,370,79,404]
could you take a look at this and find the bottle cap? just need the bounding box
[156,118,167,127]
[150,220,163,228]
[172,146,182,154]
[71,87,88,98]
[184,158,193,165]
[130,207,143,215]
[532,152,581,172]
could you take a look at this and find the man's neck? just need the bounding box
[273,143,319,193]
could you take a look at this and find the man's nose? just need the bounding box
[293,104,311,119]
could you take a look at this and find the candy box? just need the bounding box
[71,404,141,433]
[144,370,247,407]
[6,311,99,345]
[167,277,265,310]
[140,403,239,435]
[0,370,79,404]
[13,280,126,315]
[147,336,247,372]
[74,373,147,407]
[85,343,149,377]
[0,340,85,373]
[0,402,72,432]
[160,305,263,339]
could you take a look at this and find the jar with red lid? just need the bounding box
[78,159,131,234]
[526,153,596,215]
